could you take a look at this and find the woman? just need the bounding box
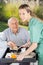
[17,4,43,65]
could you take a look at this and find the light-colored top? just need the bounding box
[0,27,30,46]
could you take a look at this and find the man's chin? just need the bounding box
[13,29,18,33]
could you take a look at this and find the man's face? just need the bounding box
[8,19,18,33]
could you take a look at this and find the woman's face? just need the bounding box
[19,9,29,22]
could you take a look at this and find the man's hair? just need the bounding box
[8,17,18,25]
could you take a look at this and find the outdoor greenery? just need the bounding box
[0,3,43,32]
[0,3,43,22]
[33,5,43,20]
[0,21,28,32]
[0,3,20,22]
[3,3,19,20]
[0,22,8,31]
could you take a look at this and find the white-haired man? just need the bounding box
[0,17,30,49]
[0,17,30,65]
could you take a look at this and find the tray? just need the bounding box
[0,48,36,64]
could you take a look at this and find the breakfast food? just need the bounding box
[11,53,17,59]
[5,53,17,59]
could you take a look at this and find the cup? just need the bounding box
[21,48,26,53]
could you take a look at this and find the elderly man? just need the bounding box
[0,17,30,65]
[0,17,30,49]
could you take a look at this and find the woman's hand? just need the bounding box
[21,44,28,48]
[21,42,30,48]
[16,53,25,61]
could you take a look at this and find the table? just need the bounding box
[0,48,37,65]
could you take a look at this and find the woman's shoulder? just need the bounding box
[31,17,43,26]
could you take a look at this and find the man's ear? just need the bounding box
[8,23,9,27]
[8,23,10,27]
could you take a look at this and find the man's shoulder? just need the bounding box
[19,27,28,32]
[3,28,10,33]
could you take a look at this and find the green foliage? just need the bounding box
[0,21,28,32]
[0,21,8,32]
[0,3,43,26]
[3,3,19,20]
[0,3,20,22]
[3,3,29,26]
[0,3,5,21]
[33,5,43,20]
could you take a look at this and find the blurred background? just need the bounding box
[0,0,43,31]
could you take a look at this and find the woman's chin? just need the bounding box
[22,19,26,22]
[22,20,27,22]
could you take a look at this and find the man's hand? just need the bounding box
[7,41,18,50]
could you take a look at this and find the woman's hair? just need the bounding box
[19,4,35,16]
[19,4,42,21]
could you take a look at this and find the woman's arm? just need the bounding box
[24,42,37,56]
[21,41,31,48]
[17,42,37,61]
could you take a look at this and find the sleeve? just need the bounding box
[0,31,7,42]
[0,32,8,58]
[31,23,42,43]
